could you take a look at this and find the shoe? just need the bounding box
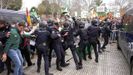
[98,50,102,53]
[88,55,92,60]
[95,59,98,63]
[78,63,83,69]
[37,68,40,73]
[60,63,70,67]
[76,66,82,70]
[83,57,87,61]
[56,67,62,71]
[28,63,35,67]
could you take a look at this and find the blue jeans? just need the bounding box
[7,49,24,75]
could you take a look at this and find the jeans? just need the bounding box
[7,49,24,75]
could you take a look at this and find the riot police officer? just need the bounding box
[50,22,69,71]
[76,21,88,68]
[101,23,111,51]
[61,21,82,70]
[34,22,53,75]
[87,20,99,63]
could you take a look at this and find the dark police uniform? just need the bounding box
[61,22,81,70]
[76,22,88,67]
[34,22,53,75]
[87,24,99,63]
[101,24,111,50]
[50,23,66,71]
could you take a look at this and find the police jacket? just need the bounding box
[51,28,62,44]
[87,25,100,41]
[34,28,51,47]
[61,27,75,45]
[76,28,88,41]
[101,26,111,37]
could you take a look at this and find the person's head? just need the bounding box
[91,20,97,26]
[0,20,6,29]
[54,22,59,29]
[79,21,85,28]
[63,21,70,28]
[17,22,25,32]
[39,21,47,29]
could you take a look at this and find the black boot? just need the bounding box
[56,66,62,71]
[95,58,98,63]
[37,66,40,73]
[56,62,62,71]
[78,61,83,69]
[60,63,70,67]
[76,65,82,70]
[83,56,87,61]
[88,55,92,59]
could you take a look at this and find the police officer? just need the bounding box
[34,22,53,75]
[50,22,69,71]
[76,21,88,68]
[101,23,111,51]
[61,21,82,70]
[87,20,99,63]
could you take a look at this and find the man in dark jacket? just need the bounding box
[50,22,69,71]
[75,21,88,68]
[61,21,82,70]
[34,22,53,75]
[87,20,99,63]
[101,24,111,50]
[0,20,13,75]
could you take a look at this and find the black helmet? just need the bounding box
[91,20,97,26]
[39,21,47,28]
[79,21,85,28]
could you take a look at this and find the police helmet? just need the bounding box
[79,21,85,28]
[39,21,47,28]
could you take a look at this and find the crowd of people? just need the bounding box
[0,13,122,75]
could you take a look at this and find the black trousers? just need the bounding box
[87,40,98,60]
[20,46,32,66]
[78,41,88,64]
[97,39,101,52]
[36,45,49,75]
[49,43,65,67]
[102,36,109,48]
[67,43,79,66]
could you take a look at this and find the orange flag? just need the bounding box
[26,8,32,26]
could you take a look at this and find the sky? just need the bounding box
[103,0,115,4]
[21,0,116,11]
[21,0,42,11]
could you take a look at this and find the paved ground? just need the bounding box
[1,43,130,75]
